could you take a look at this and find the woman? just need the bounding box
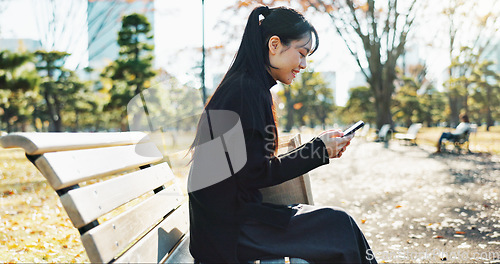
[188,6,376,263]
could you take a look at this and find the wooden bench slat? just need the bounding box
[113,203,189,263]
[60,162,175,228]
[0,132,147,155]
[34,142,163,190]
[81,186,186,263]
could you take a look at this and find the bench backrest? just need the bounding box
[378,124,391,140]
[1,132,309,263]
[0,132,187,263]
[406,123,422,136]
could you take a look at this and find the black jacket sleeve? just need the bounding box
[235,129,330,190]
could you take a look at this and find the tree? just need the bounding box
[34,50,70,132]
[392,75,421,128]
[281,84,296,132]
[443,46,477,123]
[277,70,335,130]
[0,50,40,132]
[311,0,419,129]
[306,72,335,129]
[416,84,447,127]
[469,60,500,131]
[230,0,419,129]
[392,64,447,127]
[435,0,500,126]
[131,72,204,148]
[340,86,376,125]
[102,13,156,131]
[56,70,98,132]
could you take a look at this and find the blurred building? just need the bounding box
[87,0,155,73]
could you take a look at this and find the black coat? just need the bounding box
[188,71,330,263]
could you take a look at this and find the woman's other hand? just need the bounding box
[318,130,353,158]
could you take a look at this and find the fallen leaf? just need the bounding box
[455,231,466,234]
[2,190,14,196]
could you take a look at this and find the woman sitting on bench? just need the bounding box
[436,113,471,153]
[188,5,375,264]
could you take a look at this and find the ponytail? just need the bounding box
[227,5,271,86]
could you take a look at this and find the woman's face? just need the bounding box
[267,34,312,85]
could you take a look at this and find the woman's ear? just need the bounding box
[268,35,281,55]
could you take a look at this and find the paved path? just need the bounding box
[305,137,500,263]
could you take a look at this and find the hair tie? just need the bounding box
[261,6,271,18]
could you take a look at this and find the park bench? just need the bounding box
[440,124,477,153]
[374,124,391,142]
[395,123,422,145]
[0,131,313,263]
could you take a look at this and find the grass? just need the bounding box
[0,148,89,263]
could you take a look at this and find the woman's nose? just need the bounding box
[299,58,307,69]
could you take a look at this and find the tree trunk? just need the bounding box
[121,112,129,132]
[374,94,393,130]
[284,86,294,132]
[21,122,27,132]
[75,110,80,132]
[371,76,394,130]
[52,94,63,132]
[5,113,12,133]
[463,81,469,113]
[448,93,460,127]
[43,84,63,132]
[486,86,492,131]
[406,117,412,128]
[95,117,101,132]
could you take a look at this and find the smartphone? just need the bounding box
[342,120,365,137]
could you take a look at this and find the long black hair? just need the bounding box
[222,5,319,89]
[191,6,318,155]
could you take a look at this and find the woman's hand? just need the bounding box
[318,129,353,158]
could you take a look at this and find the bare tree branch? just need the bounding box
[389,0,399,58]
[310,0,370,80]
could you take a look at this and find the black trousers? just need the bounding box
[237,204,377,264]
[438,132,459,145]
